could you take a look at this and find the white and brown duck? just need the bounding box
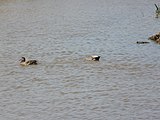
[20,57,38,66]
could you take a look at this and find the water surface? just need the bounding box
[0,0,160,120]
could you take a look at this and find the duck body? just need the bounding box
[86,55,100,61]
[91,55,100,61]
[20,57,37,66]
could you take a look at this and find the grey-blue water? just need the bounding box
[0,0,160,120]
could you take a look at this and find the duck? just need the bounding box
[91,55,101,61]
[86,55,100,61]
[20,57,38,66]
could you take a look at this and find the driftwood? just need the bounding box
[148,32,160,44]
[136,41,149,44]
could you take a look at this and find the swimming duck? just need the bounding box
[86,55,100,61]
[20,57,38,66]
[91,55,100,61]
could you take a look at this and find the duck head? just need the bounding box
[20,57,26,63]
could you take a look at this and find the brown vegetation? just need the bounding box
[148,32,160,44]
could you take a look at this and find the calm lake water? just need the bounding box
[0,0,160,120]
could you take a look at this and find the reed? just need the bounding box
[155,4,160,18]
